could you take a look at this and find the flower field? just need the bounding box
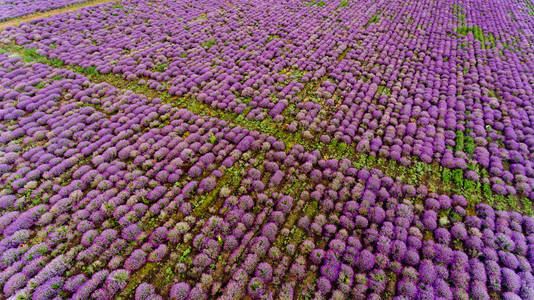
[0,0,95,21]
[0,0,533,299]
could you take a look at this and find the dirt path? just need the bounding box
[0,0,115,31]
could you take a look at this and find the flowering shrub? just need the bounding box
[0,0,532,298]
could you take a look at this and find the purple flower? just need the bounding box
[169,282,190,300]
[369,206,385,224]
[149,227,168,246]
[247,277,264,298]
[418,283,435,300]
[397,278,417,298]
[147,185,167,201]
[96,228,118,246]
[91,288,109,300]
[29,255,68,289]
[469,259,487,282]
[356,249,375,271]
[403,249,420,266]
[369,269,387,293]
[255,262,273,283]
[486,260,502,292]
[269,170,284,187]
[437,195,452,210]
[33,276,64,300]
[337,263,354,287]
[499,251,519,270]
[289,263,306,280]
[21,256,46,278]
[316,276,332,295]
[418,259,436,284]
[470,280,489,300]
[104,269,130,295]
[148,244,168,262]
[64,274,87,293]
[198,176,216,194]
[434,227,451,244]
[3,272,27,296]
[310,249,325,265]
[391,240,407,261]
[329,239,346,254]
[424,198,440,211]
[465,235,483,254]
[297,216,310,229]
[261,222,278,242]
[135,282,155,300]
[320,261,340,282]
[122,224,141,241]
[4,204,47,235]
[520,286,534,299]
[452,195,467,207]
[193,253,212,270]
[276,195,293,213]
[450,223,467,240]
[434,278,453,299]
[502,292,522,300]
[524,217,534,234]
[279,282,294,299]
[464,216,482,229]
[124,249,147,271]
[501,268,521,293]
[223,235,238,252]
[354,215,369,229]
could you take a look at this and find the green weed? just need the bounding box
[455,25,495,49]
[154,62,168,72]
[201,39,216,49]
[111,1,125,10]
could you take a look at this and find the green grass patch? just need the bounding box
[267,34,281,43]
[363,10,381,28]
[376,84,391,96]
[78,65,99,76]
[451,4,466,21]
[338,0,349,8]
[306,0,326,7]
[369,14,380,23]
[464,134,475,155]
[111,1,125,10]
[455,25,495,49]
[33,81,46,89]
[201,39,216,49]
[455,130,465,152]
[153,62,168,72]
